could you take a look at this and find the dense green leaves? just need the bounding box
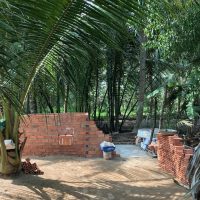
[0,0,144,110]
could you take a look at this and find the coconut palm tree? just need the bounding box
[0,0,145,174]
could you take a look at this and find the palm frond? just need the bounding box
[0,0,144,109]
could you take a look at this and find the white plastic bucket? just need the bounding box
[103,151,112,160]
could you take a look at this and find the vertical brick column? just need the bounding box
[157,132,175,174]
[157,132,193,185]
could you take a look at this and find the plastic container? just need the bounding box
[103,151,112,160]
[102,146,115,152]
[100,141,115,152]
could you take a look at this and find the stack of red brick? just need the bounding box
[157,132,193,185]
[19,113,111,158]
[148,143,158,153]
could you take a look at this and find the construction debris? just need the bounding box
[22,158,44,175]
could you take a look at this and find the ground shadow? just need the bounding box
[5,173,189,200]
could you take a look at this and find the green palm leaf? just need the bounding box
[0,0,144,109]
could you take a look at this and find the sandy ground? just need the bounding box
[0,156,190,200]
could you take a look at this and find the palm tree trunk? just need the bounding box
[159,86,167,130]
[134,30,147,133]
[119,92,136,132]
[147,59,154,124]
[29,92,38,114]
[64,84,69,113]
[107,49,115,132]
[93,66,99,120]
[0,102,21,174]
[56,74,61,113]
[98,89,107,121]
[0,132,9,174]
[42,92,54,113]
[26,94,31,114]
[150,97,157,143]
[114,50,122,132]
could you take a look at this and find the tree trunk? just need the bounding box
[114,50,122,132]
[56,75,61,113]
[26,94,31,114]
[93,66,99,121]
[107,49,115,132]
[150,97,157,143]
[43,92,54,113]
[64,85,69,113]
[134,30,147,133]
[29,92,37,114]
[159,86,167,130]
[0,102,21,174]
[119,92,136,132]
[147,58,154,125]
[0,133,20,174]
[98,89,107,121]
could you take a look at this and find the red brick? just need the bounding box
[157,134,193,186]
[184,148,193,154]
[21,113,111,157]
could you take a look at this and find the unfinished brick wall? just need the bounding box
[19,113,110,157]
[157,132,193,185]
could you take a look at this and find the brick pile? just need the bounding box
[148,143,158,153]
[19,113,111,158]
[157,132,193,185]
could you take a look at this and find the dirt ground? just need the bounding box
[0,156,190,200]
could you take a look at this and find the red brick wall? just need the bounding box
[157,132,193,185]
[19,113,110,157]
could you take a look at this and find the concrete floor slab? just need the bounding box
[115,145,148,158]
